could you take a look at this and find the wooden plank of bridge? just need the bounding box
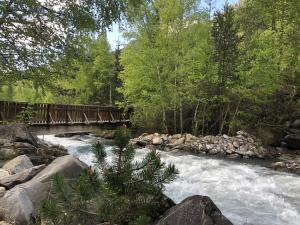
[0,100,130,125]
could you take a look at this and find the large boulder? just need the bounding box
[0,155,87,225]
[154,195,233,225]
[0,169,9,179]
[0,124,38,147]
[0,165,45,189]
[283,134,300,149]
[291,119,300,130]
[2,155,33,174]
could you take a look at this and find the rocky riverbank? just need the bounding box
[131,131,300,174]
[0,125,234,225]
[0,124,67,166]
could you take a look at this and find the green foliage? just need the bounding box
[39,126,178,225]
[119,0,299,137]
[0,0,145,83]
[16,105,36,124]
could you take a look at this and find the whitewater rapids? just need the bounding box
[38,134,300,225]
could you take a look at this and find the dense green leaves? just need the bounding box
[119,0,299,137]
[0,0,145,82]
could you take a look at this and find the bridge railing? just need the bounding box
[0,101,130,125]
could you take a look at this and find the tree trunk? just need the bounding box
[109,83,112,106]
[157,66,168,133]
[179,98,183,134]
[192,101,200,136]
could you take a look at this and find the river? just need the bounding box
[38,134,300,225]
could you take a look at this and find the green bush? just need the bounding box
[39,126,178,225]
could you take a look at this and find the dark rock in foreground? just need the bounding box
[154,195,233,225]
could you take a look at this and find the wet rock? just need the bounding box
[95,130,115,139]
[0,165,45,189]
[145,144,156,151]
[2,155,33,175]
[227,154,240,159]
[154,195,233,225]
[271,162,286,169]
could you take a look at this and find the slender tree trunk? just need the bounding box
[157,66,168,133]
[179,98,183,134]
[219,103,230,134]
[192,101,200,136]
[201,104,206,136]
[173,74,177,133]
[109,83,112,106]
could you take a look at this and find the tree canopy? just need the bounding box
[0,0,144,82]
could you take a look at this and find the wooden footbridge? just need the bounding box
[0,101,131,135]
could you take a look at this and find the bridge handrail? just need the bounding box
[0,101,130,125]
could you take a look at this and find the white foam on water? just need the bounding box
[39,135,300,225]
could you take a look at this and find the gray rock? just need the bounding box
[283,134,300,149]
[33,155,87,182]
[236,131,249,138]
[2,155,33,174]
[206,144,214,150]
[0,165,45,189]
[209,148,220,155]
[223,134,229,139]
[227,154,240,159]
[0,124,38,147]
[185,133,196,142]
[0,155,87,225]
[0,138,10,145]
[152,136,163,145]
[0,221,13,225]
[0,148,17,160]
[13,142,36,150]
[172,137,185,146]
[253,146,268,158]
[271,161,286,169]
[172,134,182,139]
[145,144,156,151]
[0,187,34,225]
[0,186,5,197]
[291,119,300,129]
[233,141,239,148]
[154,195,233,225]
[0,169,9,179]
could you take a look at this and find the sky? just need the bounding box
[107,0,238,50]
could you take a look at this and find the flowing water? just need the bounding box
[38,134,300,225]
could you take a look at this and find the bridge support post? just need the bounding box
[46,105,50,124]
